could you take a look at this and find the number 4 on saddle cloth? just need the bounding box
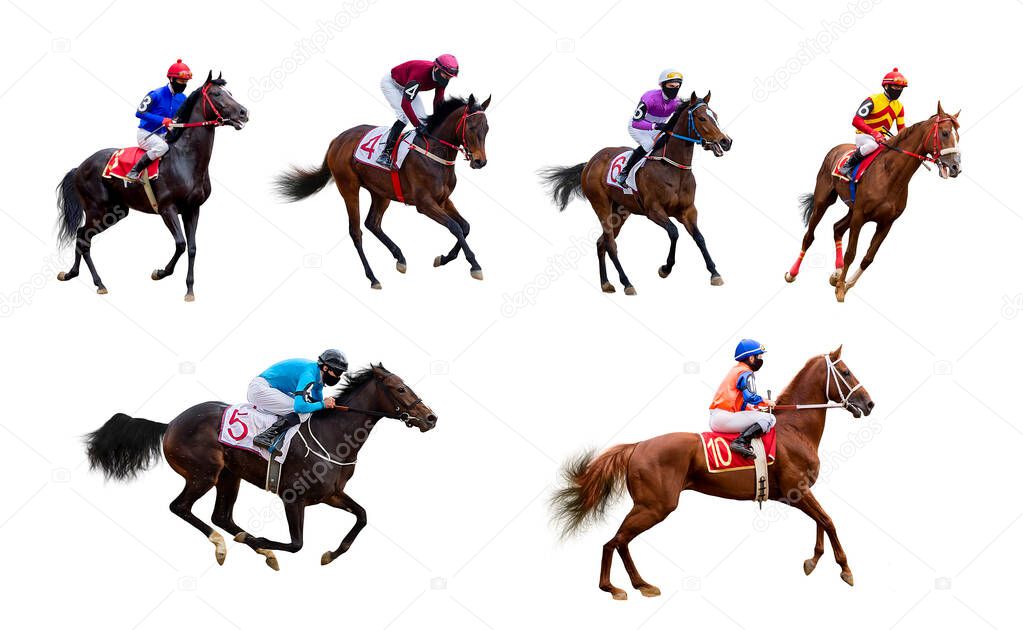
[353,126,418,171]
[700,428,777,505]
[102,147,160,181]
[218,404,301,494]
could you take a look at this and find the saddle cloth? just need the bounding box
[218,404,299,464]
[102,147,160,181]
[353,126,417,171]
[700,428,777,473]
[832,147,882,183]
[606,149,644,194]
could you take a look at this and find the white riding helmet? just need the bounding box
[658,69,684,85]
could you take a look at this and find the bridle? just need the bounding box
[409,106,486,166]
[880,115,959,167]
[646,100,716,170]
[165,83,235,130]
[773,355,863,411]
[372,373,425,427]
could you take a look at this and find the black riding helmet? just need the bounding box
[318,348,348,373]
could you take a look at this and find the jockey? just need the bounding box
[616,69,685,187]
[127,59,191,182]
[709,339,776,459]
[249,349,349,452]
[377,54,460,169]
[839,67,908,177]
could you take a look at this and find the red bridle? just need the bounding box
[167,83,227,130]
[422,107,486,162]
[881,116,959,164]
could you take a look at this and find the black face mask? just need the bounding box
[433,70,450,88]
[662,86,680,100]
[323,370,342,387]
[749,357,764,372]
[884,86,902,101]
[170,81,187,94]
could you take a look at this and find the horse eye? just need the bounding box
[842,370,851,377]
[398,387,406,393]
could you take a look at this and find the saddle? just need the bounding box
[606,149,643,194]
[102,147,160,181]
[218,404,300,494]
[700,429,777,506]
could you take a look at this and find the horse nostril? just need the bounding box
[867,401,875,410]
[427,414,437,424]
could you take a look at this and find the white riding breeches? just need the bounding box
[380,76,426,125]
[628,126,660,152]
[246,377,310,422]
[854,133,879,155]
[137,129,169,160]
[709,408,776,433]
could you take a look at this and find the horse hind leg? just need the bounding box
[602,503,673,599]
[787,186,838,283]
[803,523,825,575]
[363,193,405,273]
[61,204,124,293]
[210,469,278,570]
[829,210,853,287]
[169,476,224,564]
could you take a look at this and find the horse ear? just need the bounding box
[829,345,843,361]
[205,70,212,83]
[937,100,945,116]
[217,71,223,81]
[690,90,698,102]
[952,109,961,120]
[703,90,711,104]
[467,93,476,108]
[481,95,492,110]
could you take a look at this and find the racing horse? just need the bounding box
[274,95,490,288]
[55,72,249,301]
[550,346,874,599]
[85,365,436,569]
[784,102,961,302]
[540,92,732,294]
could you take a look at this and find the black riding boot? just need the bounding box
[615,147,647,186]
[839,148,867,177]
[729,423,764,459]
[376,121,405,169]
[252,412,300,451]
[126,154,154,183]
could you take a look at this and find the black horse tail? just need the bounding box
[274,157,333,203]
[56,168,83,246]
[539,163,586,212]
[799,192,815,227]
[85,413,167,481]
[549,443,635,540]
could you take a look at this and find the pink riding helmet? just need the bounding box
[435,54,459,77]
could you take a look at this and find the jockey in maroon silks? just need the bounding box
[377,55,460,169]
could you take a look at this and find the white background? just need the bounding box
[1,0,1020,628]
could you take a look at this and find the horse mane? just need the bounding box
[334,363,388,403]
[425,96,470,134]
[166,77,227,143]
[774,355,822,408]
[650,98,696,152]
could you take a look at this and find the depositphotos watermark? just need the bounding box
[248,0,379,102]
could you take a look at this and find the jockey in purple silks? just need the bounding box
[616,69,686,187]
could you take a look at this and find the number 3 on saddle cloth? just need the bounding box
[102,147,160,182]
[832,148,883,205]
[218,404,301,494]
[700,428,778,505]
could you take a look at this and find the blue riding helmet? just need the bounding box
[734,339,766,361]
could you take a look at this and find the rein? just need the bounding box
[410,107,486,166]
[166,83,230,130]
[879,116,959,165]
[646,101,708,170]
[771,355,862,411]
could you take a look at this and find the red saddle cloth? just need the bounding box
[102,147,160,181]
[832,147,881,183]
[700,428,777,473]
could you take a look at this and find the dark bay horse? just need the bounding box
[274,95,491,289]
[550,347,874,599]
[86,365,436,570]
[784,102,961,302]
[540,92,732,294]
[55,72,248,301]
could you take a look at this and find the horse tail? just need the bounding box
[550,443,636,539]
[799,192,815,227]
[539,162,586,212]
[85,413,167,481]
[273,156,333,203]
[56,168,83,246]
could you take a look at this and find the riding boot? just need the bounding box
[376,121,405,170]
[615,147,647,187]
[729,423,764,459]
[126,154,154,183]
[252,412,300,451]
[839,148,866,177]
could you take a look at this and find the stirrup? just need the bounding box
[729,439,755,458]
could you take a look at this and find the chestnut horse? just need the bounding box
[274,95,490,288]
[550,347,874,599]
[85,365,437,569]
[55,72,249,301]
[540,92,732,294]
[784,102,961,302]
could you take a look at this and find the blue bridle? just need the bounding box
[666,100,708,145]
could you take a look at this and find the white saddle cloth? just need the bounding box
[353,126,418,171]
[218,404,299,464]
[606,150,646,194]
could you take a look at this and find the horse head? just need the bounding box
[681,91,732,156]
[932,101,961,179]
[196,71,250,130]
[368,365,438,432]
[462,94,491,169]
[820,345,874,418]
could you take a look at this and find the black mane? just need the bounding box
[166,78,226,143]
[425,96,471,134]
[650,98,696,152]
[334,363,388,403]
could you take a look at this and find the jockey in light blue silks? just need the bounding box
[127,59,192,182]
[616,69,686,187]
[248,349,349,452]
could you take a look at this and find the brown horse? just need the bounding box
[784,102,961,302]
[85,365,436,569]
[540,92,732,294]
[274,95,491,288]
[550,347,874,600]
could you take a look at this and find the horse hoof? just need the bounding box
[601,282,615,293]
[234,532,248,543]
[638,585,661,597]
[151,270,162,281]
[710,275,724,286]
[611,590,628,601]
[371,282,382,290]
[184,293,195,303]
[265,555,280,571]
[470,269,484,281]
[433,256,443,268]
[321,551,333,566]
[784,272,796,283]
[841,571,854,587]
[396,261,407,274]
[57,272,67,281]
[624,286,637,296]
[96,287,108,295]
[829,271,841,287]
[803,559,817,575]
[209,531,227,566]
[658,266,670,279]
[835,288,846,303]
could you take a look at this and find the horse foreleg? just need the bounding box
[182,207,199,302]
[835,215,864,303]
[320,492,367,566]
[645,207,678,280]
[793,490,853,585]
[828,211,852,286]
[364,193,405,273]
[433,199,471,271]
[417,200,482,280]
[236,499,306,555]
[846,220,893,290]
[803,523,825,575]
[337,181,381,289]
[152,206,186,282]
[211,470,278,571]
[678,205,723,286]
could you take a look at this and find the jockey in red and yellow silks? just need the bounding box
[709,339,775,459]
[840,67,908,176]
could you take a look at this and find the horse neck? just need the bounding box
[166,104,216,176]
[427,107,465,157]
[774,359,828,448]
[883,117,933,181]
[664,109,696,164]
[317,381,384,455]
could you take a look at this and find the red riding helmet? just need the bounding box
[167,59,193,81]
[881,67,908,88]
[434,54,459,77]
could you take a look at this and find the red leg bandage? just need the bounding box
[788,251,805,277]
[834,240,844,269]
